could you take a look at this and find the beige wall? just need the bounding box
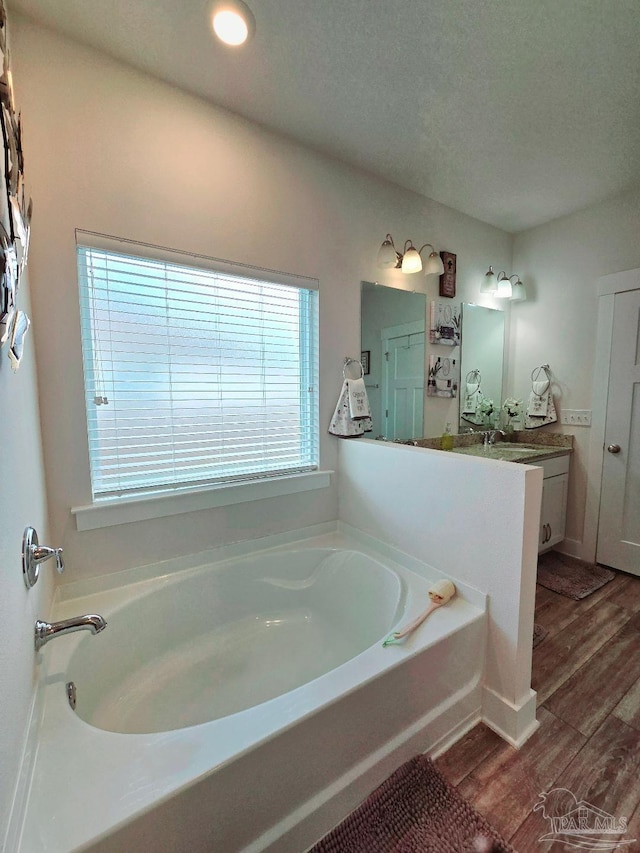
[5,9,639,841]
[511,186,640,558]
[10,17,511,583]
[0,264,51,847]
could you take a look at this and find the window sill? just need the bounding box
[71,470,333,532]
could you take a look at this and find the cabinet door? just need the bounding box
[539,473,568,552]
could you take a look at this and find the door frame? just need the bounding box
[584,268,640,563]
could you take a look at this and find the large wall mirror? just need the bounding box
[360,281,426,439]
[458,303,505,428]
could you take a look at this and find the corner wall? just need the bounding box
[338,440,542,746]
[10,17,512,582]
[0,266,51,850]
[511,186,640,559]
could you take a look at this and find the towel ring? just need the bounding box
[530,364,551,395]
[530,364,551,383]
[465,369,481,384]
[343,357,364,380]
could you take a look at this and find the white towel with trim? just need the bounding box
[347,377,371,419]
[328,380,372,437]
[527,380,550,416]
[462,382,482,415]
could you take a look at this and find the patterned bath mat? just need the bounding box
[533,623,547,648]
[310,754,514,852]
[537,551,615,600]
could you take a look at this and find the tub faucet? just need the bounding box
[35,614,107,651]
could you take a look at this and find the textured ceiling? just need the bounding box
[9,0,640,232]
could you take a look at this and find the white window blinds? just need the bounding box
[77,242,319,500]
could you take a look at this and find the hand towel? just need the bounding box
[524,391,557,429]
[527,380,550,417]
[347,377,371,419]
[462,382,482,415]
[328,380,373,437]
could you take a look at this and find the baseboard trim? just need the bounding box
[482,685,539,749]
[554,537,587,561]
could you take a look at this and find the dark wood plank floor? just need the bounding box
[435,565,640,852]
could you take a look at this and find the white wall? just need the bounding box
[0,266,51,849]
[10,17,512,583]
[339,439,542,746]
[511,186,640,559]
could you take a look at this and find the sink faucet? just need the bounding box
[484,429,506,447]
[34,614,107,651]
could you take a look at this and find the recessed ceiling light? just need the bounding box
[211,0,255,47]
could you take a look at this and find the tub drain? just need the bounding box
[66,681,77,710]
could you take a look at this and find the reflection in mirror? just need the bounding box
[459,303,505,429]
[361,282,426,439]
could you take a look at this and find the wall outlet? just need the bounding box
[560,409,592,426]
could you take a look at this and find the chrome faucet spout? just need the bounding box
[35,614,107,651]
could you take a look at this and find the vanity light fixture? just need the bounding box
[211,0,256,46]
[510,276,527,301]
[480,266,526,301]
[376,234,445,276]
[480,265,497,294]
[495,271,513,299]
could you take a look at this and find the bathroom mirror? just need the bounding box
[458,303,505,428]
[360,281,426,439]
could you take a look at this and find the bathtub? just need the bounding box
[19,526,486,853]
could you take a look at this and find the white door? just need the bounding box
[597,288,640,575]
[382,322,425,440]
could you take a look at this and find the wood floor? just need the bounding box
[435,564,640,852]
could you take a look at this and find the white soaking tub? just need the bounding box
[19,526,486,853]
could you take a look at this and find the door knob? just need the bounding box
[607,444,621,454]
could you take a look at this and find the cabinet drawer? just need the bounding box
[534,453,570,479]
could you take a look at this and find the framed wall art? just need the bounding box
[439,251,456,298]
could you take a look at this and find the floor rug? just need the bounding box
[533,623,547,648]
[537,551,615,600]
[310,755,514,853]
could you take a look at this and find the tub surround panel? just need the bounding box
[338,439,542,746]
[19,530,485,852]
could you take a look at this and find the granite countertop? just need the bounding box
[413,431,574,464]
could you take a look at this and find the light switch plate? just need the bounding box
[560,409,592,426]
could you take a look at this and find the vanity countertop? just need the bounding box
[413,431,573,464]
[448,442,572,464]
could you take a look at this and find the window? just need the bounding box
[77,235,319,500]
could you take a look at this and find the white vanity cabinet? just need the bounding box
[536,454,570,552]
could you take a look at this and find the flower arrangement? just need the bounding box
[501,397,523,431]
[502,397,523,421]
[478,398,495,418]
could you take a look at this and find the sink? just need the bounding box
[494,444,542,454]
[450,442,548,461]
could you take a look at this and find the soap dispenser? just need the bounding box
[441,422,454,451]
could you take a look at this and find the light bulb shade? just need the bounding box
[212,0,255,45]
[511,279,527,302]
[424,250,445,276]
[480,266,496,294]
[377,238,398,269]
[495,275,512,298]
[401,246,422,274]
